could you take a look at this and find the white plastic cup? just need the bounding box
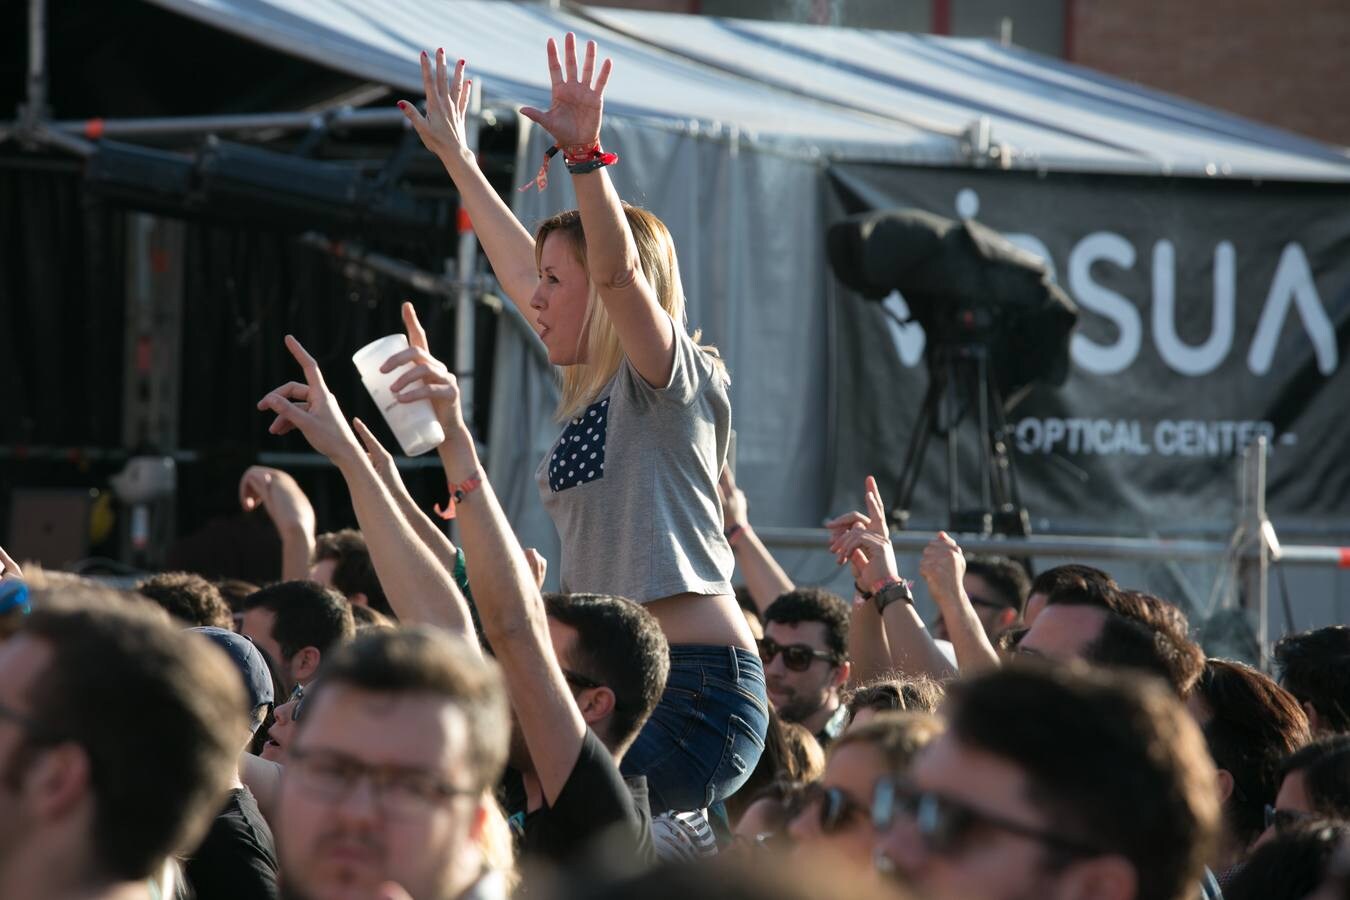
[351,334,446,456]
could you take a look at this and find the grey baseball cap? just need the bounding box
[191,626,275,730]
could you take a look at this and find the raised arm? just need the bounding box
[719,466,794,617]
[385,303,586,805]
[920,533,1001,676]
[830,478,956,681]
[256,336,476,646]
[846,593,894,687]
[239,466,316,582]
[399,51,540,319]
[521,35,675,387]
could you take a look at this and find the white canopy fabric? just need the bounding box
[142,0,1350,588]
[146,0,1350,179]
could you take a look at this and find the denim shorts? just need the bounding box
[620,644,769,814]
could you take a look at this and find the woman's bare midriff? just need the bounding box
[645,591,758,651]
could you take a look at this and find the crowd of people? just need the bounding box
[2,33,1348,900]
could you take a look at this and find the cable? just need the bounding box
[1275,559,1296,639]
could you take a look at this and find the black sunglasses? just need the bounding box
[872,777,1104,858]
[758,637,837,672]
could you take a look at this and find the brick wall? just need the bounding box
[1071,0,1350,148]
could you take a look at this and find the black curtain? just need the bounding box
[0,160,126,447]
[0,156,498,558]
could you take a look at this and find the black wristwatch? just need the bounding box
[872,579,914,615]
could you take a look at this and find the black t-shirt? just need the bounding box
[185,785,279,900]
[504,729,653,868]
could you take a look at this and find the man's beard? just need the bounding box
[771,687,829,725]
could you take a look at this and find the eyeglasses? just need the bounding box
[286,682,311,723]
[1265,804,1313,833]
[801,782,867,834]
[758,637,838,672]
[967,594,1014,613]
[872,777,1104,858]
[286,747,476,819]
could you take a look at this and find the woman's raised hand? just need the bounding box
[398,49,473,162]
[380,302,466,438]
[520,33,612,150]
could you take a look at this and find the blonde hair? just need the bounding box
[535,204,721,422]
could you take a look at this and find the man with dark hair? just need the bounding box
[1274,625,1350,734]
[875,663,1221,900]
[1262,735,1350,844]
[0,593,245,899]
[1189,658,1310,884]
[1024,563,1117,626]
[542,593,670,756]
[312,528,393,617]
[932,555,1029,644]
[1017,585,1206,696]
[276,626,510,900]
[137,570,234,629]
[240,581,355,693]
[760,588,852,745]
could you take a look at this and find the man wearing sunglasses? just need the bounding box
[874,663,1220,900]
[1259,735,1350,847]
[760,589,852,746]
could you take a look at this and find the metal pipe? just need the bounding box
[33,125,95,157]
[43,107,404,140]
[36,102,512,141]
[298,232,467,297]
[1277,545,1350,566]
[296,231,549,367]
[757,526,1242,563]
[24,0,48,125]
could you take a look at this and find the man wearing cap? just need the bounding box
[188,626,280,900]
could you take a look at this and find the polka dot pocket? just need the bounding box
[548,397,609,493]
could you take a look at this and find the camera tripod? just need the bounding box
[890,342,1031,536]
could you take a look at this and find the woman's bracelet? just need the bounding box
[517,142,620,191]
[564,142,619,176]
[434,472,484,520]
[724,523,746,546]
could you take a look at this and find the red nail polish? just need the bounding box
[397,100,407,109]
[421,50,427,59]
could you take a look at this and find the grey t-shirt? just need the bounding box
[536,325,734,603]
